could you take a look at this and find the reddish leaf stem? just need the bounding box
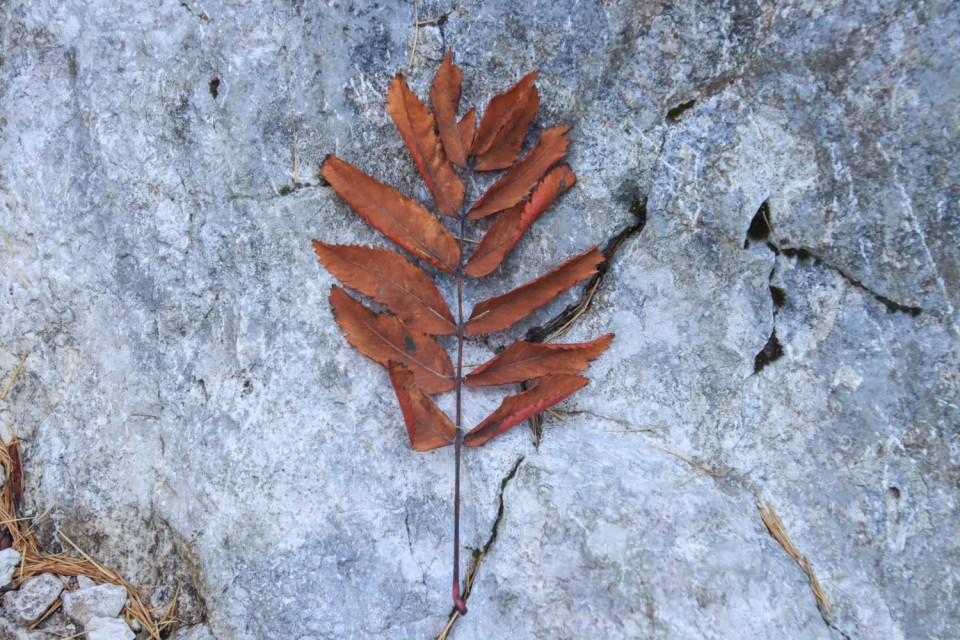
[452,208,468,614]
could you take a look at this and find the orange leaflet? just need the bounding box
[458,108,477,157]
[468,127,571,219]
[464,375,589,447]
[388,75,464,217]
[320,155,460,273]
[465,246,604,335]
[329,287,455,394]
[430,51,469,168]
[465,334,613,387]
[313,242,456,336]
[465,164,576,277]
[471,71,539,171]
[388,362,457,452]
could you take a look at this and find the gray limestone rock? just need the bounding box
[85,616,135,640]
[62,583,127,625]
[2,573,64,627]
[1,0,957,639]
[174,623,217,640]
[0,548,20,590]
[76,575,97,591]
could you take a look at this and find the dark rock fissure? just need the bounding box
[779,246,923,316]
[666,98,697,122]
[746,199,922,374]
[744,200,772,247]
[746,200,785,373]
[754,328,784,373]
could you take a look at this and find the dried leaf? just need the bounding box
[313,241,456,335]
[465,246,604,334]
[471,71,540,171]
[469,127,571,219]
[320,155,460,273]
[329,286,455,393]
[464,375,589,447]
[388,75,464,216]
[6,442,22,503]
[458,108,477,157]
[465,164,576,277]
[430,51,469,168]
[313,54,614,614]
[389,362,457,451]
[466,334,613,387]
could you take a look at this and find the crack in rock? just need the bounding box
[778,246,923,316]
[435,455,526,639]
[746,199,922,317]
[745,200,922,374]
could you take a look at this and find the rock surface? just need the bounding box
[0,548,20,590]
[62,583,127,625]
[1,1,957,639]
[85,615,135,640]
[3,573,64,626]
[174,623,217,640]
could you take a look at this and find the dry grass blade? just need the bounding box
[758,499,833,620]
[407,0,423,70]
[649,445,725,480]
[26,596,63,630]
[1,351,28,401]
[0,227,12,257]
[0,438,174,639]
[605,425,667,433]
[435,548,487,640]
[2,259,32,288]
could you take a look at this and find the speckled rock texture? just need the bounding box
[3,573,64,626]
[62,583,127,626]
[1,1,957,638]
[85,615,135,640]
